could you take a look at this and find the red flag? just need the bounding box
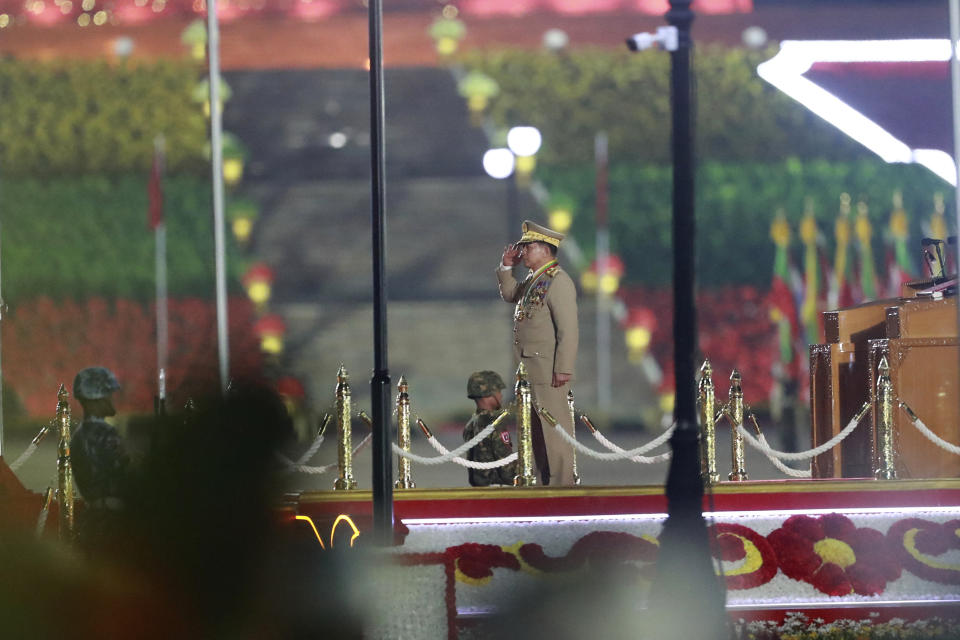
[148,139,164,230]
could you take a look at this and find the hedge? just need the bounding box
[538,158,952,288]
[0,175,244,303]
[459,46,865,165]
[0,59,207,176]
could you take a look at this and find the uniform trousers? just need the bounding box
[529,381,576,486]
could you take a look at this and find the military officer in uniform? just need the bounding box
[462,370,517,487]
[497,220,578,485]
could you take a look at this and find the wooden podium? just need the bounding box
[810,284,960,479]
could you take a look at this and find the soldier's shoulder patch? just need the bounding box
[499,430,511,446]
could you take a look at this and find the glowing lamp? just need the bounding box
[514,154,537,180]
[599,272,620,295]
[243,262,275,308]
[483,148,515,179]
[232,217,253,243]
[580,270,597,293]
[658,389,675,415]
[507,126,542,157]
[223,156,244,186]
[548,208,572,234]
[458,71,499,115]
[624,306,657,362]
[254,314,286,355]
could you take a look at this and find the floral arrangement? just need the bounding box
[3,296,263,417]
[389,511,960,639]
[733,612,960,640]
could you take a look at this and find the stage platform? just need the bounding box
[285,479,960,638]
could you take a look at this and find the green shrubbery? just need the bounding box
[537,159,949,287]
[0,175,243,303]
[459,46,865,165]
[0,59,207,176]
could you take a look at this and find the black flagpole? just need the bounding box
[638,0,727,635]
[368,0,393,545]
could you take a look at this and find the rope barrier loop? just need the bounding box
[900,401,960,456]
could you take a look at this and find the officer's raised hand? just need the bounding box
[502,243,522,267]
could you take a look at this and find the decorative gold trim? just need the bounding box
[292,477,960,504]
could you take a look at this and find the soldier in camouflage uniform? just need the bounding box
[71,366,129,509]
[463,370,517,487]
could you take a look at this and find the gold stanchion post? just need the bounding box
[513,362,537,487]
[54,385,75,541]
[567,390,581,485]
[395,375,415,489]
[875,356,897,480]
[727,369,749,482]
[334,365,357,490]
[698,359,719,484]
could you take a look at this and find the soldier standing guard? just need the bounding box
[498,220,579,485]
[71,367,129,510]
[462,371,516,487]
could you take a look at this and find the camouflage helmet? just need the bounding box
[467,370,505,399]
[73,366,120,401]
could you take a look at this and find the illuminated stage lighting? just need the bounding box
[758,39,957,185]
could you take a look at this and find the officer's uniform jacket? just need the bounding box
[497,261,578,384]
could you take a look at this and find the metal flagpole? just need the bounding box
[368,0,394,544]
[0,221,5,459]
[595,131,611,413]
[206,0,230,393]
[950,0,960,406]
[627,1,726,635]
[154,136,168,415]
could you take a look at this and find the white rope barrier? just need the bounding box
[900,404,960,455]
[589,421,676,460]
[35,490,51,538]
[390,422,511,466]
[554,423,671,463]
[278,433,372,475]
[9,443,39,473]
[754,432,810,478]
[736,407,866,463]
[403,437,518,469]
[296,434,325,466]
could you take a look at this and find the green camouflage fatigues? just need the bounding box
[463,409,516,487]
[71,416,129,504]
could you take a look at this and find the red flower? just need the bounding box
[887,518,960,585]
[767,513,900,596]
[519,531,658,575]
[711,522,778,590]
[446,543,520,581]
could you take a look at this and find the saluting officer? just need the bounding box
[497,220,579,486]
[462,370,517,487]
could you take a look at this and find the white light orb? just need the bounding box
[543,28,569,51]
[113,36,135,57]
[507,126,541,157]
[482,148,515,179]
[329,132,348,148]
[741,26,767,49]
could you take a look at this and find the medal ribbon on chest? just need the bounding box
[514,259,558,322]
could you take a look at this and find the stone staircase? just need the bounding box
[224,68,657,424]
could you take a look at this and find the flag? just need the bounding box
[829,194,856,309]
[148,137,165,230]
[769,213,799,380]
[799,203,822,345]
[886,190,913,297]
[855,200,878,301]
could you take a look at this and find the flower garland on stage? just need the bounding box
[388,513,960,639]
